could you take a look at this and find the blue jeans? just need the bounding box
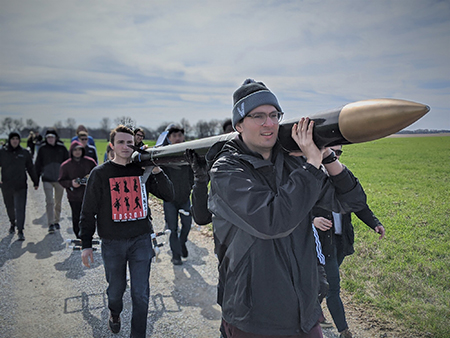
[324,234,347,332]
[1,187,27,231]
[163,200,192,260]
[101,233,155,338]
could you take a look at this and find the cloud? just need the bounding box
[1,0,448,131]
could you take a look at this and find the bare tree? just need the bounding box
[194,120,210,138]
[54,121,64,130]
[26,119,40,131]
[208,119,222,135]
[100,117,111,140]
[13,118,24,133]
[1,117,14,135]
[66,118,76,138]
[156,122,170,135]
[180,118,192,138]
[114,116,136,130]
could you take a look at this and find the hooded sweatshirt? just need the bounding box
[58,141,97,202]
[35,129,69,183]
[0,132,39,190]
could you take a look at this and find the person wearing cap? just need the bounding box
[35,128,69,233]
[206,79,368,337]
[58,141,97,239]
[0,132,39,241]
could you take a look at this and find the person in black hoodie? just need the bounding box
[79,125,174,337]
[35,128,69,233]
[58,141,96,239]
[160,125,194,265]
[0,132,39,241]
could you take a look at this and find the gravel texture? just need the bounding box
[0,180,411,337]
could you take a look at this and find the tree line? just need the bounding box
[0,115,232,141]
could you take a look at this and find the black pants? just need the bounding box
[1,186,27,231]
[69,200,82,238]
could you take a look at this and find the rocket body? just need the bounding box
[136,98,430,166]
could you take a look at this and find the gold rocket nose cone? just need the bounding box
[339,99,430,143]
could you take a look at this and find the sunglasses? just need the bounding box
[136,134,144,138]
[79,138,88,141]
[331,149,343,156]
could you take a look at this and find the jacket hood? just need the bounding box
[69,140,85,158]
[8,131,21,142]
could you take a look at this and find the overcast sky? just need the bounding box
[1,0,449,133]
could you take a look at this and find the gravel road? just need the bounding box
[0,180,402,338]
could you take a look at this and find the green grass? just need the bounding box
[15,135,450,336]
[340,136,450,337]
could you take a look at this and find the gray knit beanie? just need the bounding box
[232,79,282,130]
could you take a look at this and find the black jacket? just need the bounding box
[160,165,194,205]
[0,144,38,190]
[313,205,383,257]
[35,140,69,183]
[208,138,367,335]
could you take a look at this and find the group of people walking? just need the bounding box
[0,126,99,240]
[1,79,386,338]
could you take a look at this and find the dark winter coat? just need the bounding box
[160,165,194,205]
[0,143,38,190]
[208,137,367,335]
[313,205,383,257]
[35,138,69,183]
[58,141,97,202]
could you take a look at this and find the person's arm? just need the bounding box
[146,167,174,202]
[25,150,39,189]
[354,206,385,239]
[78,168,100,266]
[88,136,96,148]
[34,148,42,180]
[92,146,98,164]
[185,149,212,225]
[58,163,75,189]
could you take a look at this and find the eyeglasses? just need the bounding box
[246,111,284,126]
[331,149,343,156]
[79,138,88,141]
[136,134,144,138]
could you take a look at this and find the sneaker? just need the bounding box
[9,224,15,234]
[54,223,60,230]
[108,313,121,334]
[339,329,353,338]
[319,318,333,328]
[171,258,183,265]
[48,224,55,234]
[181,244,188,258]
[17,231,25,241]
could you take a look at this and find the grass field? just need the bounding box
[16,135,450,337]
[340,136,450,337]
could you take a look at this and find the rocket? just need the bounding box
[133,98,429,166]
